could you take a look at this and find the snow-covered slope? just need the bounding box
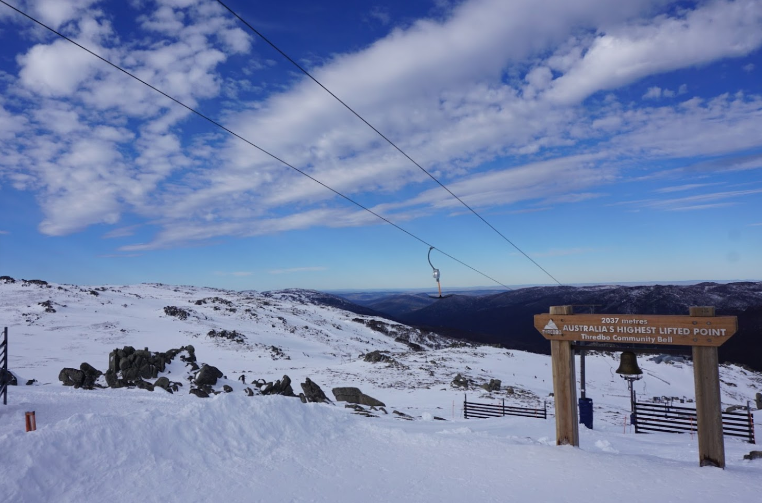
[1,279,761,503]
[0,279,449,388]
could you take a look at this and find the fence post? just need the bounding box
[632,402,636,433]
[749,402,756,444]
[1,327,7,406]
[502,399,505,417]
[463,393,467,419]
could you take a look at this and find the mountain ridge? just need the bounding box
[331,282,762,371]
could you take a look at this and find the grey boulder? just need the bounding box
[481,379,501,392]
[190,388,210,398]
[332,387,385,407]
[301,378,329,403]
[195,365,223,386]
[0,369,17,386]
[154,376,171,391]
[59,368,84,387]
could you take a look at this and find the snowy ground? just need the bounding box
[1,280,761,502]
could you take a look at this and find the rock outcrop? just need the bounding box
[332,387,385,407]
[0,368,18,386]
[190,388,209,398]
[451,373,470,388]
[154,377,171,391]
[207,329,246,343]
[363,350,395,363]
[163,306,189,320]
[39,300,56,313]
[300,378,329,403]
[61,345,189,393]
[481,379,501,392]
[195,364,223,386]
[58,363,102,389]
[261,375,295,396]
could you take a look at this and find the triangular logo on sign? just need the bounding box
[543,319,562,335]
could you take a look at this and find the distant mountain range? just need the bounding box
[329,282,762,371]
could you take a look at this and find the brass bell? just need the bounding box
[615,351,643,376]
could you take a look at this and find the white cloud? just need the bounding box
[29,0,101,30]
[627,189,762,212]
[643,87,662,99]
[609,93,762,159]
[655,183,723,193]
[743,63,755,72]
[118,0,762,247]
[158,0,757,245]
[2,0,253,236]
[18,39,103,97]
[668,203,735,211]
[368,6,391,26]
[392,154,614,212]
[102,225,140,239]
[117,206,383,251]
[3,0,762,250]
[0,101,27,140]
[546,0,762,104]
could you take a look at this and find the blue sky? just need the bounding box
[0,0,761,292]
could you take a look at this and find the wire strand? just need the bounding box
[214,0,562,286]
[0,0,512,291]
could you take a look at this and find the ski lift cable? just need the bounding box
[214,0,563,287]
[0,0,512,292]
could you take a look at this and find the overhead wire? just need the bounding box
[213,0,563,286]
[0,0,512,291]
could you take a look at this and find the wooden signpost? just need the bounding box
[534,306,738,468]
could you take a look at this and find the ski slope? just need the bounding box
[1,279,760,502]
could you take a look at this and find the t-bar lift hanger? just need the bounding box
[428,247,453,299]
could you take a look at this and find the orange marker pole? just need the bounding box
[25,411,36,432]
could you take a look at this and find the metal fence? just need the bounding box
[633,401,755,444]
[1,327,7,405]
[463,394,547,420]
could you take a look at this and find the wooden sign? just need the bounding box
[538,306,734,468]
[534,313,737,347]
